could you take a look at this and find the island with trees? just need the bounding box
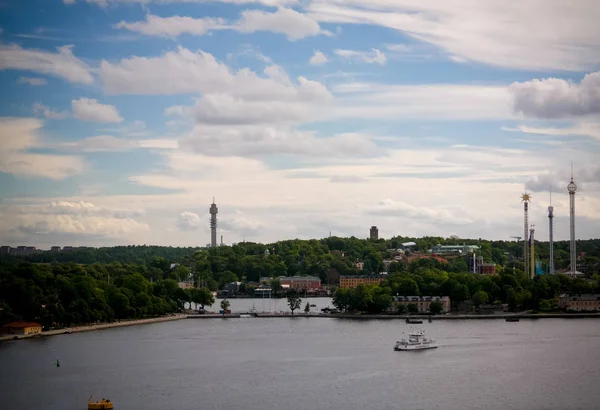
[1,237,599,328]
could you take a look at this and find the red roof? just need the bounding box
[2,321,42,328]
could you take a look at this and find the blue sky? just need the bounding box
[1,0,599,248]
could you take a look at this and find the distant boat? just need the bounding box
[394,329,438,351]
[505,317,520,322]
[88,396,114,410]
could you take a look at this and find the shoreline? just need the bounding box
[186,312,600,320]
[3,312,599,342]
[0,314,186,343]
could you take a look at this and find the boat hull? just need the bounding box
[394,344,438,351]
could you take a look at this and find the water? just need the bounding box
[1,318,599,410]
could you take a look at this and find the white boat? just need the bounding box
[394,329,437,351]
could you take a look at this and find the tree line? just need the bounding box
[332,270,600,314]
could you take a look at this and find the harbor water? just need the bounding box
[1,318,599,409]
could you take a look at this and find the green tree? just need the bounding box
[396,304,408,314]
[407,303,418,313]
[429,301,443,314]
[220,299,230,314]
[472,290,489,307]
[287,290,302,315]
[332,288,352,312]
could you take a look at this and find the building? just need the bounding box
[339,275,386,289]
[1,322,43,335]
[0,246,11,255]
[50,246,61,252]
[468,255,497,274]
[369,226,378,240]
[260,276,321,290]
[178,281,195,290]
[390,296,451,313]
[430,244,479,255]
[559,294,600,312]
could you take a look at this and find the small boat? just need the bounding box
[394,329,437,351]
[310,304,317,307]
[406,318,423,324]
[88,396,114,409]
[505,317,520,322]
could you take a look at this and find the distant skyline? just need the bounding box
[1,1,599,248]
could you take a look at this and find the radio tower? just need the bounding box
[548,190,555,274]
[567,164,578,275]
[209,198,218,248]
[521,192,531,276]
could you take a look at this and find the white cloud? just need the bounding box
[115,14,226,37]
[17,77,47,86]
[61,135,137,152]
[66,0,297,7]
[504,123,600,141]
[33,103,70,120]
[58,135,180,152]
[177,211,203,231]
[0,117,84,179]
[306,0,600,71]
[167,93,323,125]
[116,9,325,40]
[235,7,325,40]
[0,201,149,244]
[334,48,386,65]
[44,201,145,219]
[0,44,93,84]
[309,50,328,65]
[510,71,600,118]
[372,198,474,225]
[331,83,513,120]
[178,126,382,158]
[100,46,332,100]
[72,98,124,123]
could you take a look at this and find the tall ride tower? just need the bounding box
[567,167,578,275]
[209,198,218,248]
[529,225,535,279]
[521,192,531,275]
[548,191,555,274]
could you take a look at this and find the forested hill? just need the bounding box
[3,237,600,271]
[1,237,599,328]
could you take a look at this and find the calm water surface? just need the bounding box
[1,318,599,410]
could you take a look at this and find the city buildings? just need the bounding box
[559,294,600,312]
[389,296,451,313]
[339,275,386,289]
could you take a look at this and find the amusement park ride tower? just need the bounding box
[521,192,531,276]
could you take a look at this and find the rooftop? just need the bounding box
[2,321,42,328]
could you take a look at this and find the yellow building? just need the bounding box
[339,275,386,289]
[2,322,43,335]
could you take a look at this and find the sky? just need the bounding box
[0,0,599,248]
